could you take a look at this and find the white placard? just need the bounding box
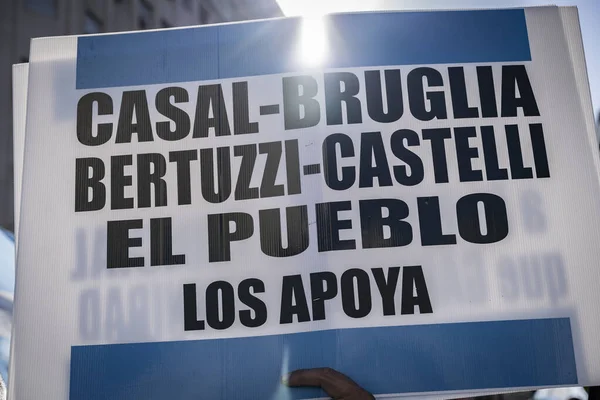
[11,7,600,400]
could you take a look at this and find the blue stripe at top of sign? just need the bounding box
[76,9,531,89]
[70,318,576,400]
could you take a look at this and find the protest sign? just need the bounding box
[11,6,600,399]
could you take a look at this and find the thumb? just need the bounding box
[284,368,374,399]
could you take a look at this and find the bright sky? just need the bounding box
[277,0,600,122]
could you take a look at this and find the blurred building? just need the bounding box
[0,0,282,232]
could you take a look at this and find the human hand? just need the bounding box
[283,368,375,400]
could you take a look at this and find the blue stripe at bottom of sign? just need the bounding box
[70,318,577,400]
[76,9,531,89]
